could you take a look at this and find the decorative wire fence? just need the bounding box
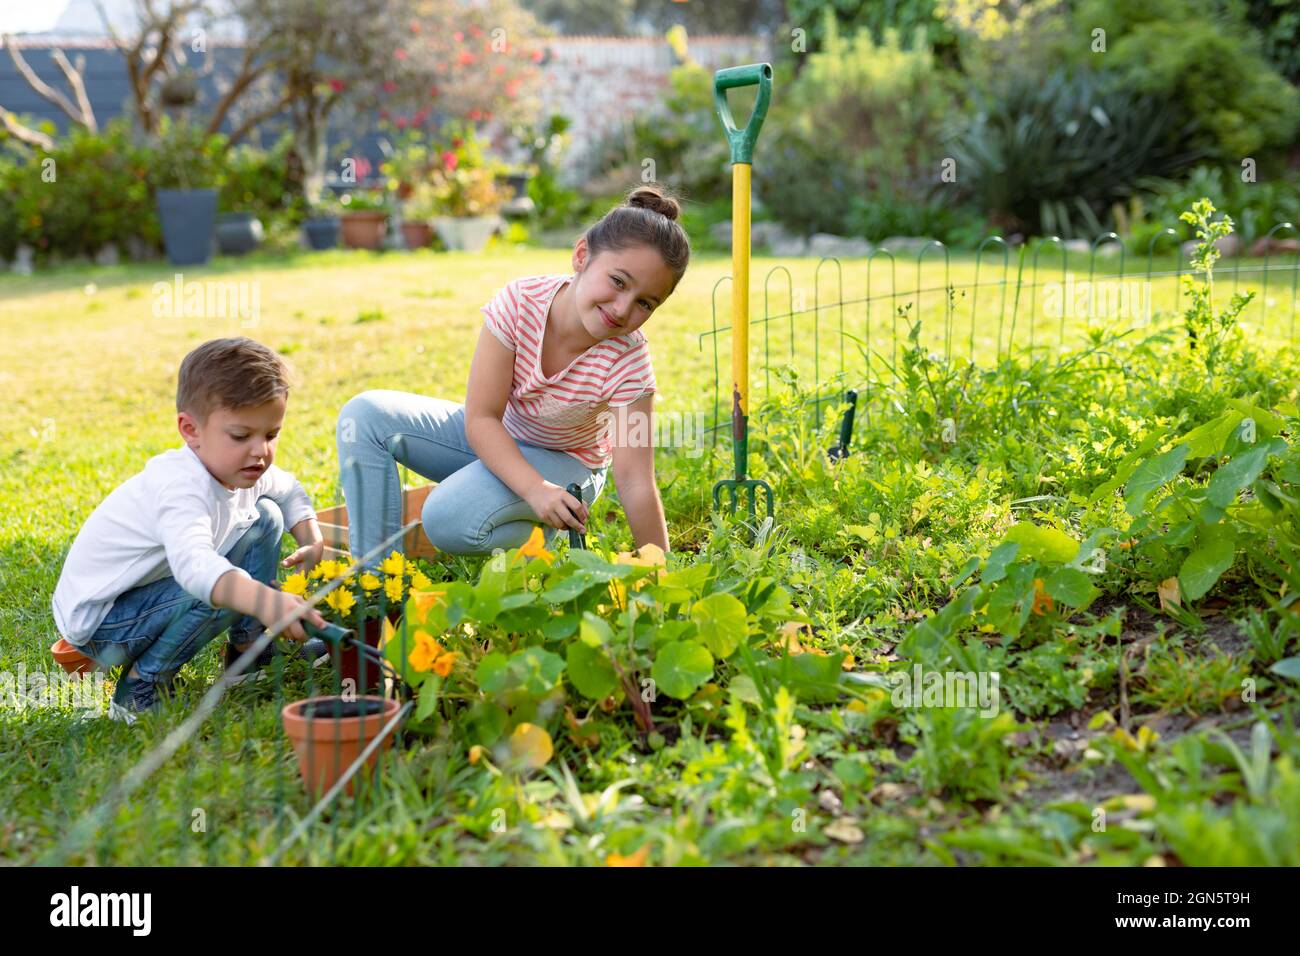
[698,225,1300,439]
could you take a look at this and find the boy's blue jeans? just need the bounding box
[80,497,285,712]
[337,390,606,564]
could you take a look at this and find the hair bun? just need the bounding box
[626,186,681,222]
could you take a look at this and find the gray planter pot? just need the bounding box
[156,188,218,266]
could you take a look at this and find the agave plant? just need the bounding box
[948,68,1203,238]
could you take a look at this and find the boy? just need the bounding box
[52,337,327,720]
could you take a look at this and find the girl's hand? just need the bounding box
[282,540,325,575]
[527,481,588,532]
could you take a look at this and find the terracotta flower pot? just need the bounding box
[400,220,433,249]
[282,695,401,796]
[340,210,388,250]
[51,638,98,675]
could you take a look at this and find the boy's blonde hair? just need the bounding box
[177,337,292,423]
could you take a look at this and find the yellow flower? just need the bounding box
[408,630,441,673]
[380,551,406,578]
[518,526,553,564]
[384,574,405,604]
[410,569,433,590]
[309,559,338,581]
[432,651,458,678]
[325,587,356,616]
[468,744,485,765]
[359,573,382,592]
[281,572,309,597]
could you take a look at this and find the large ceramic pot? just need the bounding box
[155,188,218,265]
[340,210,388,250]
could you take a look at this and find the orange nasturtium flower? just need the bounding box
[432,651,459,678]
[282,572,309,597]
[1030,578,1054,616]
[605,844,650,867]
[408,630,442,673]
[518,526,554,564]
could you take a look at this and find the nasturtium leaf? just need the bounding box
[566,641,618,699]
[579,612,613,647]
[1043,566,1098,609]
[467,700,507,746]
[1124,443,1189,515]
[1001,522,1079,564]
[508,722,553,769]
[1178,533,1236,602]
[566,549,618,573]
[1086,427,1168,504]
[1178,411,1243,459]
[690,592,749,658]
[475,652,510,694]
[982,542,1020,583]
[1206,441,1281,508]
[652,640,714,699]
[541,571,613,603]
[509,646,566,696]
[541,612,579,641]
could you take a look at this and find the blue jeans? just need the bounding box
[80,497,285,711]
[336,390,606,562]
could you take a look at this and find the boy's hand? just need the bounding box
[282,540,325,575]
[256,586,326,642]
[527,480,588,532]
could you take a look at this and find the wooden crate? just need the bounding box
[314,484,438,561]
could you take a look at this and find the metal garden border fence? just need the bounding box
[698,224,1300,441]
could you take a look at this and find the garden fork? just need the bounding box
[711,63,775,525]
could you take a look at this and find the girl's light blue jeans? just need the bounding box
[80,497,284,711]
[336,390,606,563]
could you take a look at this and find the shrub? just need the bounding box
[1072,0,1300,160]
[220,132,308,226]
[8,120,157,262]
[1137,164,1300,247]
[757,12,964,238]
[949,68,1200,237]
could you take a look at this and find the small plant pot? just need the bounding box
[214,212,264,255]
[302,216,340,250]
[340,210,388,250]
[400,220,434,249]
[333,615,392,696]
[282,695,401,796]
[50,638,98,676]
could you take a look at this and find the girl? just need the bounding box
[337,184,690,562]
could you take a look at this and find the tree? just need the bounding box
[0,35,99,150]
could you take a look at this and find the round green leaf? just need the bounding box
[690,592,748,659]
[652,640,714,700]
[1001,522,1079,564]
[1043,566,1098,608]
[566,641,618,700]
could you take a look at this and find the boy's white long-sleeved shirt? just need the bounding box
[52,443,315,646]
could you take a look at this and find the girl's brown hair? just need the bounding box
[582,183,691,293]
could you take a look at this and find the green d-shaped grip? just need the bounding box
[713,63,773,166]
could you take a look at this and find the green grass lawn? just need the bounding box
[2,242,1299,865]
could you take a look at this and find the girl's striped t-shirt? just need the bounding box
[480,272,657,469]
